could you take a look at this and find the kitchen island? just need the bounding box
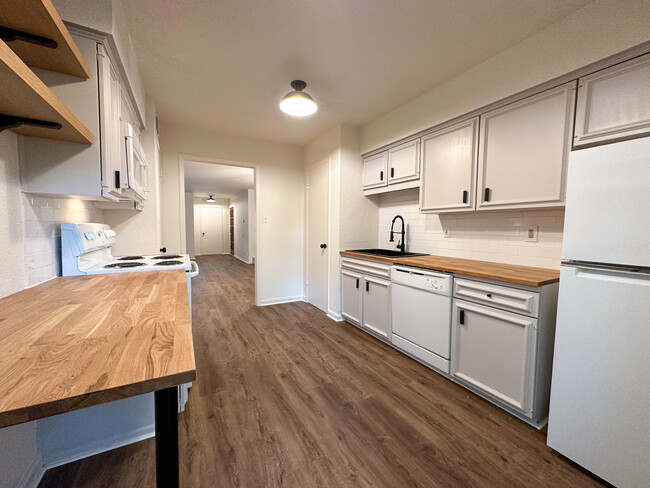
[0,269,195,488]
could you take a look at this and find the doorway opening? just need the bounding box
[181,158,256,268]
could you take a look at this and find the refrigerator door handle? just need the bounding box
[564,262,650,279]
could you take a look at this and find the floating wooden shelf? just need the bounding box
[0,39,93,143]
[0,0,89,78]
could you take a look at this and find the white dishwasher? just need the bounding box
[391,265,453,374]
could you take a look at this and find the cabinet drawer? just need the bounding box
[341,256,392,279]
[453,278,539,317]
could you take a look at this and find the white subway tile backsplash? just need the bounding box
[21,194,104,287]
[378,196,564,270]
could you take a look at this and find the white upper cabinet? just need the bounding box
[420,118,478,213]
[388,139,420,184]
[574,53,650,148]
[477,82,576,210]
[362,152,388,189]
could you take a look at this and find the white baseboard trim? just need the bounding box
[258,295,304,306]
[233,254,250,264]
[327,310,344,322]
[42,424,155,469]
[18,454,45,488]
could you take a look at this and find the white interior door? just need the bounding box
[197,205,224,255]
[307,161,329,312]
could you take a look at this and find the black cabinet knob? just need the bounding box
[320,243,327,249]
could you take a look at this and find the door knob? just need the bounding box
[320,243,327,249]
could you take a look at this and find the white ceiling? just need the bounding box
[184,161,254,199]
[123,0,593,146]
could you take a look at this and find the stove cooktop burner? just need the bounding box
[104,262,147,269]
[152,255,183,259]
[155,260,183,266]
[118,256,144,261]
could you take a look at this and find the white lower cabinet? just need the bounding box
[341,269,362,325]
[452,299,537,414]
[341,256,391,341]
[362,276,391,339]
[451,277,558,427]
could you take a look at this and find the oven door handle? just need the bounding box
[189,260,199,278]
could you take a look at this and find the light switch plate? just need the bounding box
[525,225,538,242]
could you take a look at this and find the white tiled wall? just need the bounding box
[378,189,563,269]
[22,194,104,287]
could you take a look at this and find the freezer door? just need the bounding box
[547,264,650,487]
[562,138,650,267]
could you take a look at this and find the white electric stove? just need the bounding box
[61,222,198,411]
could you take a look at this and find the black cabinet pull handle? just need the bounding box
[462,190,468,204]
[459,310,465,325]
[356,278,359,289]
[320,243,327,249]
[114,170,120,188]
[390,167,395,178]
[486,293,492,298]
[366,281,369,292]
[484,187,491,202]
[380,170,384,181]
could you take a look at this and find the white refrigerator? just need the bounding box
[547,137,650,487]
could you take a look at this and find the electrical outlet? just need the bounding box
[442,228,450,238]
[525,225,538,242]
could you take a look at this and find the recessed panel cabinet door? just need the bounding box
[451,299,537,416]
[341,270,362,325]
[420,118,478,213]
[362,152,388,189]
[362,277,391,340]
[574,53,650,147]
[477,82,576,210]
[388,140,420,184]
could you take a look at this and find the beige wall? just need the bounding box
[360,0,650,153]
[159,122,304,305]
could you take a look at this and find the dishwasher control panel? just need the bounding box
[391,265,452,295]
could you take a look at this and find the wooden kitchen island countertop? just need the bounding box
[0,270,196,428]
[341,251,560,287]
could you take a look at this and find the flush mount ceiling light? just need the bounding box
[206,195,216,203]
[279,80,317,117]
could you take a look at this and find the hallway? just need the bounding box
[39,255,605,487]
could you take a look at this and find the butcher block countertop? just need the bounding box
[0,270,196,428]
[340,251,560,287]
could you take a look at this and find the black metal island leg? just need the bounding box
[154,387,179,488]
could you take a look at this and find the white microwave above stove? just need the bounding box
[120,122,148,203]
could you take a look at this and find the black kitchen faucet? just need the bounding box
[389,215,405,253]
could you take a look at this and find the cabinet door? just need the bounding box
[477,82,576,210]
[420,118,478,213]
[362,276,391,340]
[574,53,650,147]
[97,44,123,201]
[388,140,420,184]
[362,152,388,189]
[451,299,537,416]
[341,270,362,325]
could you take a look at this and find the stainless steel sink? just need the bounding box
[348,248,428,258]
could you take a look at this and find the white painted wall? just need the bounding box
[159,123,304,305]
[185,192,195,258]
[104,97,161,255]
[248,189,256,263]
[230,190,250,263]
[360,0,650,153]
[377,189,563,269]
[304,125,378,319]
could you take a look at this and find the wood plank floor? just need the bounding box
[39,255,608,487]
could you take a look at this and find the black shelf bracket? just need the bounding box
[0,114,61,133]
[0,26,57,49]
